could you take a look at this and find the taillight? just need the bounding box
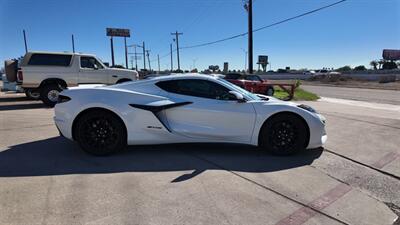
[17,70,23,81]
[57,95,71,104]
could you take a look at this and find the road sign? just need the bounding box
[106,28,130,37]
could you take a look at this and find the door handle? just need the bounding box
[112,75,118,78]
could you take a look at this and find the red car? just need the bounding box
[224,73,275,96]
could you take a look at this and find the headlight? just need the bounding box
[297,104,317,113]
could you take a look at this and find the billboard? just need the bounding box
[106,28,131,37]
[383,49,400,61]
[258,55,268,65]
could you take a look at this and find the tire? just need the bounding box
[265,86,275,96]
[75,110,127,156]
[259,113,308,156]
[40,83,62,107]
[25,89,41,100]
[5,60,17,82]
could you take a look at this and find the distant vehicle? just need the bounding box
[303,70,316,75]
[54,74,327,156]
[224,73,275,96]
[4,51,139,106]
[312,70,341,77]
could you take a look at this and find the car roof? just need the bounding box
[145,73,220,82]
[25,51,96,57]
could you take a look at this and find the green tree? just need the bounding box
[336,66,352,72]
[354,65,367,71]
[369,60,378,70]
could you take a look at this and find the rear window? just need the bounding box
[28,54,72,66]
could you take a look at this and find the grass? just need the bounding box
[274,87,319,101]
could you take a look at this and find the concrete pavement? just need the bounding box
[0,92,399,225]
[302,85,400,105]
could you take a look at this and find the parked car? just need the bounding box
[4,51,139,106]
[224,73,275,96]
[54,74,327,156]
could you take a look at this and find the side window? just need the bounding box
[80,57,103,69]
[245,75,260,81]
[156,79,234,100]
[28,54,72,66]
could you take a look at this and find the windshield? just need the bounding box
[96,57,108,68]
[217,78,262,101]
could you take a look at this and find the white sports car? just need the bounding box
[54,74,327,156]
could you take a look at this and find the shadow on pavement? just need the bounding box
[0,103,46,111]
[0,96,30,102]
[0,137,323,182]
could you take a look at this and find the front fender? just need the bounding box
[250,101,326,148]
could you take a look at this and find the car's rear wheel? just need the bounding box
[25,89,41,100]
[75,110,127,156]
[40,84,62,107]
[265,87,275,96]
[259,113,308,156]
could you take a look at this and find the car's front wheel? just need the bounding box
[259,113,308,155]
[75,110,127,156]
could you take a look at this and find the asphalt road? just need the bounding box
[302,85,400,105]
[0,92,399,225]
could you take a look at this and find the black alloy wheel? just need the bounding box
[260,113,308,155]
[75,110,126,156]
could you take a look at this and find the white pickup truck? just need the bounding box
[5,51,138,106]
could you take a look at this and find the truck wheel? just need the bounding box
[25,89,41,100]
[40,84,62,107]
[266,87,275,96]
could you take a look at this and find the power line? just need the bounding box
[181,0,347,49]
[150,0,347,64]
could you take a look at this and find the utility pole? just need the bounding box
[157,54,160,73]
[245,0,253,74]
[143,41,146,70]
[23,30,28,53]
[71,34,75,53]
[171,31,183,71]
[146,50,151,71]
[170,43,173,71]
[110,37,115,66]
[134,45,138,71]
[124,37,128,69]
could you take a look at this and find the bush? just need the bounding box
[354,65,367,71]
[382,62,398,70]
[336,66,352,72]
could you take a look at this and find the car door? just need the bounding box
[156,79,256,143]
[79,56,108,84]
[244,75,262,93]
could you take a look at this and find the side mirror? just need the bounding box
[93,64,99,70]
[229,91,246,103]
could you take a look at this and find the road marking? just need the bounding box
[372,152,400,169]
[275,183,352,225]
[319,97,400,112]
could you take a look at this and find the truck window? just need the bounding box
[80,57,104,69]
[28,54,72,66]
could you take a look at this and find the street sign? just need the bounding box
[383,49,400,61]
[106,28,130,37]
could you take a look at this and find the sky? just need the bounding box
[1,0,399,71]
